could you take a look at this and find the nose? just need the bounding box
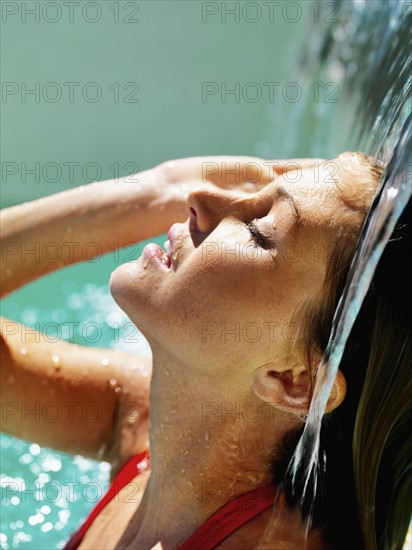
[187,187,233,233]
[187,186,265,234]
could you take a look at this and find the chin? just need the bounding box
[109,263,142,316]
[109,263,165,336]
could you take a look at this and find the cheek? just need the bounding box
[107,241,322,369]
[165,250,298,364]
[179,248,267,311]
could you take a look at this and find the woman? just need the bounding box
[1,153,410,549]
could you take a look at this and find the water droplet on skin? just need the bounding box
[51,355,61,368]
[172,251,177,261]
[20,347,28,356]
[127,410,140,423]
[143,258,149,269]
[67,226,72,233]
[109,378,117,388]
[115,386,122,394]
[181,469,186,474]
[101,358,109,366]
[183,450,189,456]
[97,443,107,459]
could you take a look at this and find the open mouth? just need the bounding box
[141,224,185,271]
[143,243,171,269]
[162,240,172,268]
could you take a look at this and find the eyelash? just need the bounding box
[246,221,266,248]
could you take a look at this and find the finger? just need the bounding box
[269,158,326,174]
[158,156,274,187]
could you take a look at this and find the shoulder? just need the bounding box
[106,356,151,478]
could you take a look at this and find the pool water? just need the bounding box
[1,436,110,549]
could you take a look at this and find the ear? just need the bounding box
[325,369,347,413]
[251,355,347,420]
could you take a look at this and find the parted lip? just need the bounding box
[164,217,206,269]
[142,243,171,270]
[167,225,176,255]
[152,224,180,270]
[164,222,193,268]
[166,223,185,256]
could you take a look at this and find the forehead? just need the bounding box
[266,153,377,229]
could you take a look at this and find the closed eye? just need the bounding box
[246,221,268,249]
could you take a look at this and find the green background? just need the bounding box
[2,0,310,206]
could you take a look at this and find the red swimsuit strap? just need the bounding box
[64,450,276,550]
[177,483,277,550]
[63,450,150,550]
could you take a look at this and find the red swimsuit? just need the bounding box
[63,450,276,550]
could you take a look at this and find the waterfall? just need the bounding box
[259,1,411,547]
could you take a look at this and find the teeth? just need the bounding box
[164,240,171,253]
[161,253,171,268]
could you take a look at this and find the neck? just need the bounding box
[128,345,288,549]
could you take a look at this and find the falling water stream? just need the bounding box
[259,0,411,547]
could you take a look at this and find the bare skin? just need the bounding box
[0,154,376,549]
[0,155,313,464]
[1,156,279,463]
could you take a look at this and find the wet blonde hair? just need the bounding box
[291,154,411,549]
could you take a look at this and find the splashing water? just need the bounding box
[260,0,411,547]
[262,116,411,548]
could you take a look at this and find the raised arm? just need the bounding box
[1,155,320,298]
[0,316,151,465]
[0,167,184,298]
[1,166,172,461]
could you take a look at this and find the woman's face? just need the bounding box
[110,153,375,374]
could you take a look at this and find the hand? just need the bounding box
[156,155,325,195]
[157,155,276,196]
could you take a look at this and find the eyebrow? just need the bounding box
[275,186,300,228]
